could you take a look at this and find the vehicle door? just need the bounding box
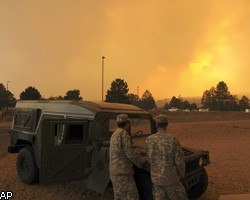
[40,118,91,183]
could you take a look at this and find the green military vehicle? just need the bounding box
[8,100,210,199]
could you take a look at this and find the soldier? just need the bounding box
[109,114,146,200]
[146,114,188,200]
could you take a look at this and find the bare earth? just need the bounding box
[0,119,250,200]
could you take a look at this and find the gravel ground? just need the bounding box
[0,119,250,200]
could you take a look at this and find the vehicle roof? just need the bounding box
[15,100,148,117]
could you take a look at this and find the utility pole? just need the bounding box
[6,81,10,111]
[137,86,139,97]
[102,56,105,102]
[7,81,10,91]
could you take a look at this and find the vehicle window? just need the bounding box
[109,117,152,137]
[54,123,84,145]
[54,124,64,145]
[14,110,32,130]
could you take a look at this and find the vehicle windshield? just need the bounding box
[109,116,152,137]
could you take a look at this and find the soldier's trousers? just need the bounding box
[111,174,139,200]
[153,183,188,200]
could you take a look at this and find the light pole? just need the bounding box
[6,81,10,110]
[6,81,10,91]
[102,56,105,102]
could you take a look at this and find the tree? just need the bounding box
[201,82,238,111]
[226,95,239,111]
[57,95,64,100]
[238,96,249,111]
[48,95,64,100]
[163,103,170,110]
[201,87,216,110]
[140,90,156,110]
[182,100,191,110]
[215,81,231,111]
[105,78,129,103]
[169,96,182,109]
[20,86,42,100]
[64,89,82,101]
[128,93,141,107]
[48,96,57,100]
[0,83,16,109]
[190,103,198,110]
[169,96,195,110]
[0,83,8,109]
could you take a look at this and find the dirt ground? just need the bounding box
[0,117,250,200]
[169,119,250,199]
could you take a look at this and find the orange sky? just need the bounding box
[0,0,249,101]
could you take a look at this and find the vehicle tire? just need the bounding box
[16,146,39,184]
[186,167,208,200]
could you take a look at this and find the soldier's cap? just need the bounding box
[155,114,168,125]
[116,114,130,123]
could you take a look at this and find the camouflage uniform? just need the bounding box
[109,114,143,200]
[146,115,188,200]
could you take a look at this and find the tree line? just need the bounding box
[0,79,157,111]
[0,83,82,110]
[201,81,249,111]
[163,96,198,111]
[105,78,157,110]
[162,81,249,111]
[0,80,249,111]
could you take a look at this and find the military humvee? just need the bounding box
[8,100,210,199]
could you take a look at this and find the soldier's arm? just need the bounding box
[173,138,185,178]
[144,138,152,170]
[145,138,152,163]
[121,131,144,168]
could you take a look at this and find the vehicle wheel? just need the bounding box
[186,167,208,200]
[16,146,39,184]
